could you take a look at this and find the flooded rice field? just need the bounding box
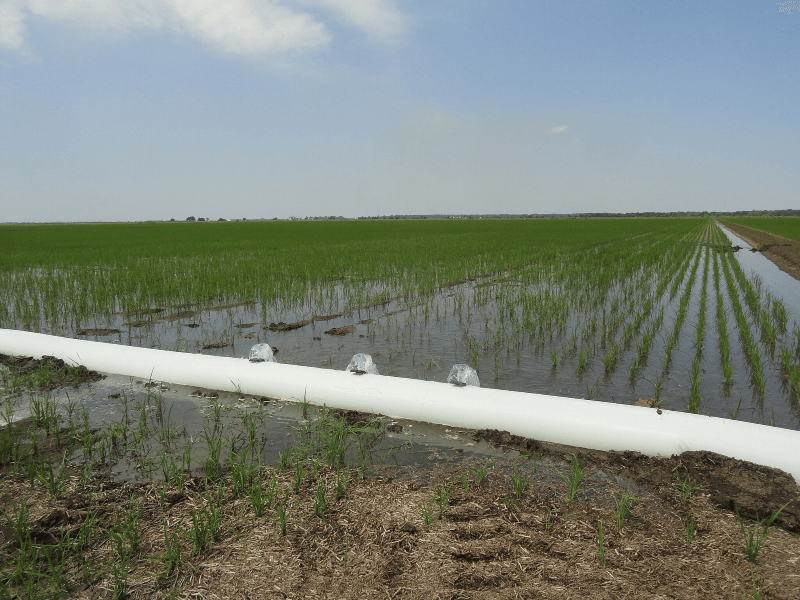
[8,225,798,433]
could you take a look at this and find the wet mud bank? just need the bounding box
[718,220,800,282]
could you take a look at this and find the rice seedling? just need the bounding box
[614,491,636,528]
[685,513,696,543]
[473,458,491,486]
[736,501,792,562]
[556,455,586,503]
[157,522,183,578]
[747,570,764,600]
[188,492,224,555]
[274,490,299,536]
[314,478,328,522]
[510,465,529,499]
[672,473,708,503]
[418,498,436,527]
[434,483,455,518]
[596,520,607,567]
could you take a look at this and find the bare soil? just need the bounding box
[718,220,800,282]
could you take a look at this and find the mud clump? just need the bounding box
[0,353,104,390]
[472,428,542,455]
[324,324,355,336]
[267,319,312,331]
[76,328,121,336]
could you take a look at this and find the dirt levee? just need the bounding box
[719,219,800,281]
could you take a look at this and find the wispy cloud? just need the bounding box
[0,0,28,53]
[309,0,409,41]
[550,125,568,134]
[0,0,408,56]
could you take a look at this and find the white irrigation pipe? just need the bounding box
[2,329,799,482]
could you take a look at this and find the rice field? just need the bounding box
[2,217,799,429]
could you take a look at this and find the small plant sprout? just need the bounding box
[473,458,491,486]
[418,498,436,527]
[274,490,299,536]
[434,483,454,518]
[672,473,708,503]
[335,465,349,500]
[597,520,607,567]
[685,513,696,543]
[614,491,636,528]
[511,465,529,500]
[460,471,471,496]
[736,500,791,562]
[556,454,586,503]
[748,570,763,600]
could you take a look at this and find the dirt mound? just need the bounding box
[75,328,121,336]
[472,428,799,534]
[599,450,800,534]
[324,324,355,335]
[0,353,104,390]
[472,428,542,455]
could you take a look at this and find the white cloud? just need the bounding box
[0,1,28,52]
[309,0,408,40]
[550,125,568,134]
[0,0,411,56]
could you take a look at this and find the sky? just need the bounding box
[1,0,799,222]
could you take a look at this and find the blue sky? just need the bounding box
[1,1,798,222]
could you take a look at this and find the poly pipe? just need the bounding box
[2,329,800,482]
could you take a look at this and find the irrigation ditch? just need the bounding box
[2,218,800,597]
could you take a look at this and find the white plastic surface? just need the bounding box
[2,329,799,482]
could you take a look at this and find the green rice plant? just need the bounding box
[687,359,702,414]
[603,342,619,373]
[274,490,299,536]
[30,392,59,435]
[672,473,708,503]
[36,451,69,500]
[187,492,224,555]
[314,479,328,522]
[685,513,696,543]
[111,554,128,600]
[418,498,436,527]
[747,570,763,600]
[736,500,791,562]
[729,396,743,420]
[596,520,606,567]
[157,522,183,578]
[780,345,792,373]
[473,458,491,486]
[614,491,636,528]
[248,474,268,517]
[460,471,471,496]
[434,483,454,518]
[790,365,800,394]
[335,465,349,501]
[293,463,305,494]
[510,466,529,500]
[556,454,586,503]
[278,446,293,470]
